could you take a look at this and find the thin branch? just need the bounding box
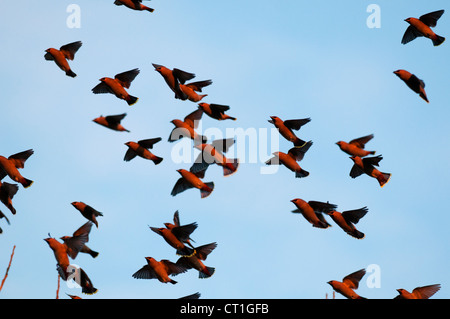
[0,245,16,293]
[56,274,60,299]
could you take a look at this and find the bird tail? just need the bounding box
[152,156,164,165]
[21,178,33,189]
[200,182,214,198]
[199,267,215,279]
[169,279,177,285]
[295,169,309,178]
[420,91,429,103]
[369,151,376,155]
[377,172,391,187]
[79,268,98,295]
[350,230,365,240]
[224,115,237,121]
[126,95,139,106]
[433,35,445,46]
[66,69,77,78]
[223,159,239,177]
[143,5,154,12]
[293,137,308,148]
[89,250,99,258]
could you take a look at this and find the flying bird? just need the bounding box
[402,10,445,46]
[44,236,97,295]
[394,284,441,299]
[328,269,367,299]
[349,155,391,187]
[92,68,140,106]
[93,113,130,132]
[176,242,217,279]
[71,202,103,228]
[114,0,154,13]
[198,103,236,121]
[326,207,368,239]
[124,137,163,165]
[0,181,19,215]
[60,221,99,259]
[0,149,34,188]
[394,70,429,103]
[149,224,197,257]
[179,80,212,102]
[265,143,313,178]
[44,41,82,77]
[132,257,188,284]
[291,199,337,229]
[190,138,239,177]
[171,168,214,199]
[168,109,207,144]
[268,116,311,147]
[153,63,196,100]
[164,211,196,249]
[336,134,376,157]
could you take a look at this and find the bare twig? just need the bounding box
[0,245,16,293]
[56,274,60,299]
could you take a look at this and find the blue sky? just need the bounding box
[0,0,449,299]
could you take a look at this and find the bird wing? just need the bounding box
[419,10,445,27]
[171,222,198,241]
[44,52,54,61]
[72,221,93,238]
[287,142,313,161]
[185,80,212,92]
[138,137,162,149]
[283,118,311,131]
[412,284,441,299]
[342,207,368,225]
[175,257,194,270]
[349,134,374,149]
[173,211,181,227]
[161,260,188,276]
[265,156,280,165]
[194,242,218,260]
[0,182,19,199]
[363,155,383,167]
[171,178,194,196]
[0,210,10,225]
[92,82,113,94]
[59,41,82,60]
[132,265,158,280]
[212,138,235,154]
[124,148,137,162]
[0,168,6,181]
[308,201,338,213]
[349,164,365,178]
[64,233,89,259]
[115,68,140,89]
[343,269,366,289]
[8,149,34,169]
[402,26,423,45]
[172,68,196,84]
[105,113,127,126]
[184,109,204,129]
[190,153,211,174]
[85,205,103,217]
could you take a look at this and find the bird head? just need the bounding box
[404,18,412,23]
[99,77,106,82]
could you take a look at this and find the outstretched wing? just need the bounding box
[60,41,82,60]
[115,68,140,89]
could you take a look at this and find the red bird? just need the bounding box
[349,155,391,187]
[291,199,337,229]
[191,138,239,177]
[93,113,130,132]
[336,134,376,157]
[394,70,429,103]
[171,169,214,199]
[132,257,188,284]
[92,68,140,106]
[168,109,207,144]
[114,0,154,13]
[124,138,163,165]
[395,284,441,299]
[268,116,311,147]
[0,149,34,188]
[266,142,312,178]
[153,63,196,100]
[176,242,217,279]
[328,269,367,299]
[402,10,445,46]
[198,103,236,121]
[45,41,82,77]
[0,181,19,215]
[179,80,212,102]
